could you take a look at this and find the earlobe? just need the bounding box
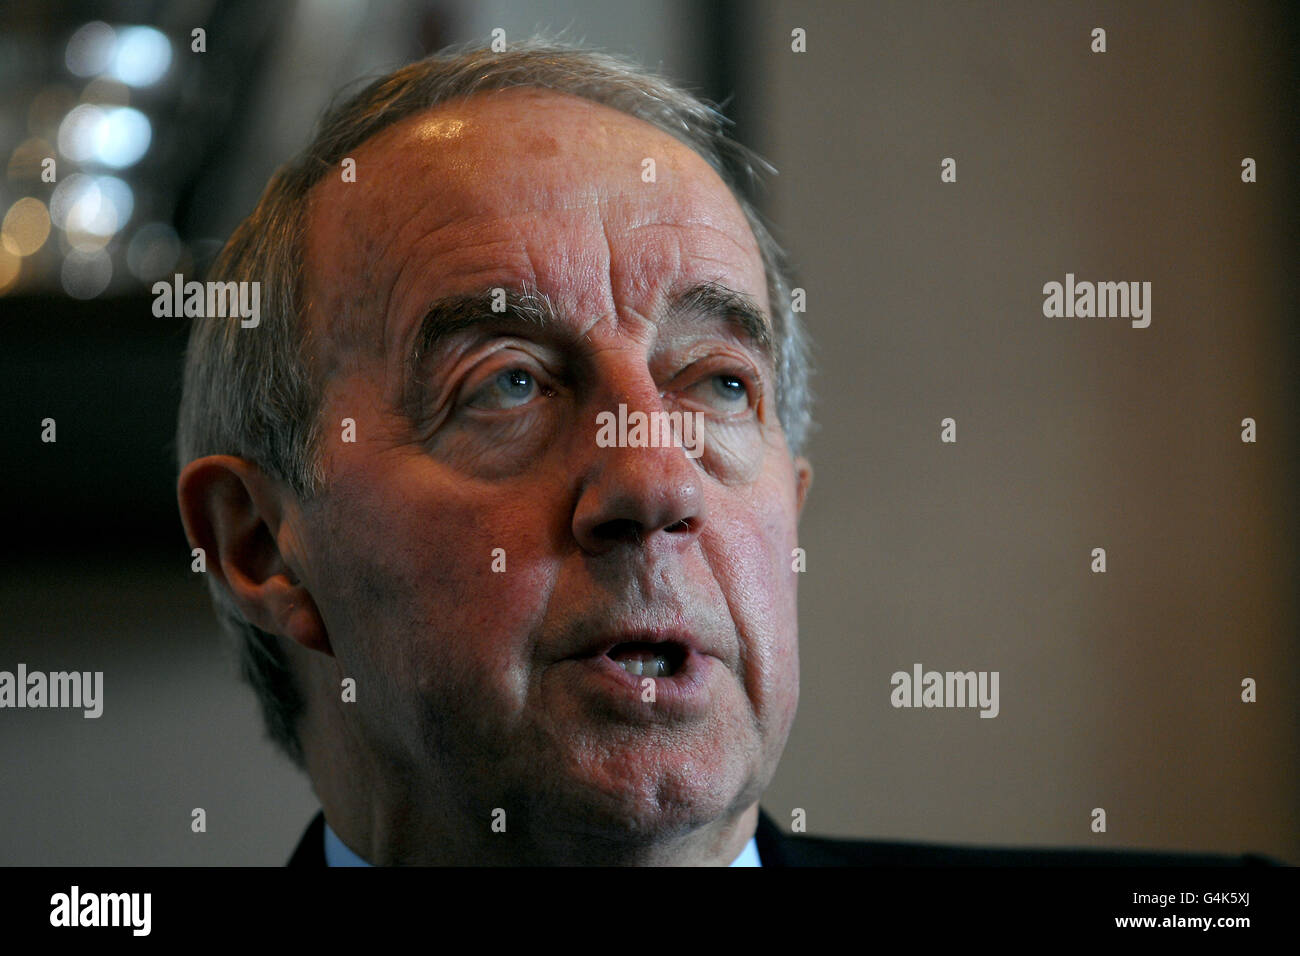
[177,455,333,657]
[794,455,813,518]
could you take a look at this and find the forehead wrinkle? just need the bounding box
[627,218,761,278]
[311,92,764,391]
[386,223,526,344]
[364,203,490,358]
[310,153,482,363]
[598,213,620,338]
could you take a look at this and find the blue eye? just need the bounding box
[468,367,540,410]
[682,371,753,414]
[712,374,748,403]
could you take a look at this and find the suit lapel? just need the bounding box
[287,810,327,867]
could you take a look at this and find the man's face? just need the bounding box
[294,88,807,849]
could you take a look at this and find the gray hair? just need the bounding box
[176,36,813,768]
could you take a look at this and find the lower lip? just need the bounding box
[563,649,720,721]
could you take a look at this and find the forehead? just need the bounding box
[300,87,768,361]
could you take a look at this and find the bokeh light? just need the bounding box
[2,198,52,257]
[50,174,134,251]
[65,22,117,78]
[111,27,172,87]
[57,104,151,168]
[61,248,113,299]
[27,86,77,140]
[126,223,181,281]
[94,107,152,168]
[0,245,22,294]
[57,104,104,162]
[80,77,130,107]
[6,138,55,180]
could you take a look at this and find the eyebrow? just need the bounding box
[401,279,773,416]
[669,280,771,354]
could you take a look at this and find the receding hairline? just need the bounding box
[295,84,772,380]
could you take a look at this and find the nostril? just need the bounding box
[664,519,691,534]
[592,518,644,545]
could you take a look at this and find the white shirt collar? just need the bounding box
[324,820,761,866]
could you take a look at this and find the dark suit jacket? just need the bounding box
[288,808,1274,866]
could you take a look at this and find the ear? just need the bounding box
[177,455,332,656]
[793,455,813,519]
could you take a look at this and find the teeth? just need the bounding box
[615,655,673,677]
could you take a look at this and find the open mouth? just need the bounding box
[605,641,686,677]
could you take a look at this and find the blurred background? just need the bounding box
[1,0,1296,864]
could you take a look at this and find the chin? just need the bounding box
[533,745,762,845]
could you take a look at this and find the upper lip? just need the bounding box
[560,624,715,662]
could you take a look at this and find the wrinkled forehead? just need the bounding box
[299,87,768,367]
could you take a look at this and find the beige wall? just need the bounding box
[754,0,1297,858]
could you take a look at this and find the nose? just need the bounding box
[572,391,708,556]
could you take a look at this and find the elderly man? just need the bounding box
[176,40,1262,867]
[177,39,812,867]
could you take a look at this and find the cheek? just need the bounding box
[704,468,802,706]
[307,455,561,728]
